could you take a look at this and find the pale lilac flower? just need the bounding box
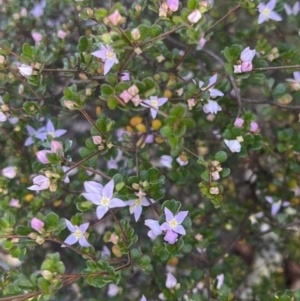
[212,171,220,180]
[107,284,119,297]
[31,32,43,43]
[101,245,111,257]
[187,9,202,23]
[250,121,259,132]
[145,219,162,239]
[82,181,104,200]
[28,175,50,191]
[258,0,282,24]
[160,208,188,235]
[164,230,178,244]
[224,139,241,153]
[284,2,300,15]
[120,72,130,81]
[107,149,122,169]
[31,0,46,18]
[18,64,33,77]
[198,74,224,98]
[62,219,91,247]
[166,273,177,289]
[241,62,253,72]
[24,125,46,146]
[2,166,16,179]
[83,180,126,220]
[31,217,44,232]
[265,196,290,215]
[140,295,147,301]
[125,191,154,222]
[216,274,224,289]
[57,30,67,39]
[239,47,256,72]
[167,0,179,12]
[91,45,119,75]
[9,198,20,208]
[141,96,168,119]
[35,120,67,140]
[160,155,173,169]
[234,118,244,127]
[203,100,222,115]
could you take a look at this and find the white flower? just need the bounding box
[203,100,222,115]
[18,64,33,77]
[224,139,241,153]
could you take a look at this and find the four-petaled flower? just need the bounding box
[141,96,168,119]
[35,120,67,140]
[83,180,126,220]
[265,196,290,215]
[91,45,119,75]
[125,190,154,222]
[18,64,33,77]
[24,125,46,146]
[63,219,91,247]
[160,207,188,236]
[203,100,222,115]
[258,0,282,24]
[224,139,241,153]
[198,74,224,98]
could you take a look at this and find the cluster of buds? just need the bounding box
[267,47,279,62]
[92,135,106,150]
[119,84,141,106]
[210,160,222,180]
[28,217,47,244]
[159,0,179,17]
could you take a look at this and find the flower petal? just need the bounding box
[46,120,55,133]
[96,206,109,220]
[79,236,91,247]
[164,207,174,222]
[269,11,282,21]
[103,180,115,199]
[258,14,267,24]
[109,198,127,208]
[175,211,188,224]
[157,97,168,106]
[79,223,89,233]
[84,181,103,194]
[65,219,78,232]
[160,222,172,232]
[63,234,78,246]
[104,59,115,75]
[54,129,67,137]
[82,192,101,205]
[134,206,142,222]
[150,108,158,119]
[266,0,276,10]
[173,224,186,235]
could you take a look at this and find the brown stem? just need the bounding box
[80,109,105,138]
[253,65,300,71]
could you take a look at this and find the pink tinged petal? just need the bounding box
[157,97,168,106]
[266,0,276,11]
[241,62,253,72]
[164,207,174,222]
[109,198,127,208]
[65,219,78,232]
[250,121,259,132]
[36,150,51,164]
[234,118,244,127]
[2,166,16,179]
[46,120,55,133]
[234,65,242,73]
[166,273,177,289]
[51,141,63,153]
[173,224,186,235]
[269,11,282,21]
[31,217,44,231]
[104,59,115,75]
[28,184,43,191]
[79,236,91,247]
[175,211,188,224]
[134,206,142,221]
[103,180,115,199]
[0,112,7,122]
[79,223,89,233]
[164,230,178,244]
[84,181,103,193]
[120,90,132,103]
[258,14,267,24]
[160,222,172,232]
[150,108,158,119]
[82,192,101,205]
[96,206,109,220]
[167,0,179,12]
[63,234,78,246]
[91,49,107,60]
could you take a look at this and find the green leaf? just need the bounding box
[45,212,59,228]
[22,43,33,58]
[101,84,115,97]
[149,25,162,38]
[201,170,209,181]
[94,8,108,22]
[215,151,227,163]
[187,0,198,9]
[220,168,230,178]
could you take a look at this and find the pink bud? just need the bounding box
[167,0,179,12]
[2,166,16,179]
[234,118,244,127]
[36,150,51,164]
[57,30,67,39]
[120,90,132,103]
[210,187,219,195]
[108,10,122,26]
[211,171,220,180]
[250,121,259,132]
[9,198,20,207]
[51,140,63,154]
[31,217,44,232]
[164,230,178,244]
[31,32,43,43]
[131,28,141,40]
[187,9,202,24]
[187,98,195,110]
[198,37,206,48]
[241,61,253,72]
[92,136,102,145]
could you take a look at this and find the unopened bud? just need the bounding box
[131,28,141,40]
[36,236,45,245]
[135,4,142,12]
[132,183,140,190]
[42,270,53,281]
[86,7,94,17]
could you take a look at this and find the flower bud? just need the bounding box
[166,273,177,289]
[187,9,202,24]
[2,166,16,179]
[42,270,53,281]
[131,28,141,40]
[210,187,219,195]
[234,118,244,127]
[86,7,94,17]
[31,217,44,232]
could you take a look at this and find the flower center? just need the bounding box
[48,132,55,138]
[263,8,270,17]
[74,229,83,239]
[134,198,142,206]
[151,100,158,107]
[101,196,110,207]
[106,51,114,59]
[169,219,178,229]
